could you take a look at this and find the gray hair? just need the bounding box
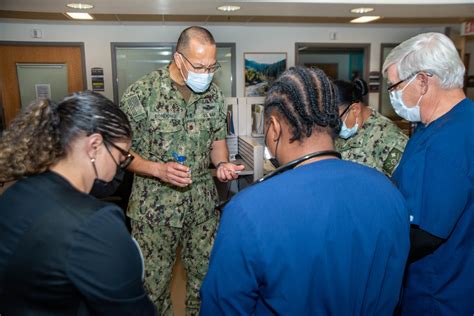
[382,32,465,89]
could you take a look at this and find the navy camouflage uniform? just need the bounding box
[119,65,226,315]
[335,110,408,177]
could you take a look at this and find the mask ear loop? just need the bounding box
[177,54,189,82]
[264,120,281,168]
[274,135,281,166]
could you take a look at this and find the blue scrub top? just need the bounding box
[200,159,409,315]
[393,98,474,315]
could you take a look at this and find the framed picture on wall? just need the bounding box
[244,52,287,97]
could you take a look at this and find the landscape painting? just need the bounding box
[244,53,287,97]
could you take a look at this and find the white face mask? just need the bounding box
[264,123,280,168]
[389,75,423,122]
[339,113,358,139]
[264,146,274,160]
[179,55,214,93]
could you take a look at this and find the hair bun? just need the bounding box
[353,78,368,98]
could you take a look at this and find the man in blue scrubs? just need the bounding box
[200,67,410,315]
[383,32,474,315]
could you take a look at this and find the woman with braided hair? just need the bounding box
[200,67,409,315]
[334,78,408,177]
[0,91,156,315]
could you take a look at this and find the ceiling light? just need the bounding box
[217,5,241,12]
[66,3,94,10]
[350,7,374,14]
[350,16,380,23]
[66,12,94,20]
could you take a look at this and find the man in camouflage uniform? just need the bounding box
[335,106,408,177]
[119,26,244,315]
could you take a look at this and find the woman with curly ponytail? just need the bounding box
[0,99,62,182]
[0,91,156,315]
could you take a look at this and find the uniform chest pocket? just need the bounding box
[148,115,184,156]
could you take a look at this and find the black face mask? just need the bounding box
[89,167,125,198]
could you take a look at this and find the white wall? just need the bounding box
[0,21,445,108]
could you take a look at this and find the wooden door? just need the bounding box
[0,43,85,127]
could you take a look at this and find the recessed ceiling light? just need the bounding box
[217,5,241,12]
[66,3,94,10]
[351,7,374,14]
[66,12,94,20]
[350,16,381,23]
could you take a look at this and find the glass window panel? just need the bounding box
[16,63,68,108]
[116,46,173,100]
[214,46,233,97]
[113,43,235,102]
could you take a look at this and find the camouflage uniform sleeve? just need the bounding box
[119,79,151,157]
[382,132,408,177]
[212,88,227,141]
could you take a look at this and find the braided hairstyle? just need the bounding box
[333,78,369,110]
[264,66,341,142]
[0,91,131,182]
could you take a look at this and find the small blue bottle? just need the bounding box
[172,152,187,165]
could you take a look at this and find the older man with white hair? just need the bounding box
[383,32,474,315]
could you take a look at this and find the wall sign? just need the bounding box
[368,71,381,92]
[91,67,104,92]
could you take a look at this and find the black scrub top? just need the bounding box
[0,171,156,315]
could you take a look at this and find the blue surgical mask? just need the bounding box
[180,55,214,93]
[389,75,422,122]
[339,115,359,139]
[186,71,214,93]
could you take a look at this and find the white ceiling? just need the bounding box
[1,0,473,19]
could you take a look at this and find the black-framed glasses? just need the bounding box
[387,79,406,93]
[178,51,221,73]
[339,104,352,118]
[104,141,134,169]
[387,71,433,93]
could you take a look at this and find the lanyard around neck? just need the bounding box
[216,150,341,211]
[256,150,341,183]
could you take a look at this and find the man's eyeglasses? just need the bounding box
[387,79,407,93]
[387,71,433,93]
[178,52,221,73]
[104,141,134,169]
